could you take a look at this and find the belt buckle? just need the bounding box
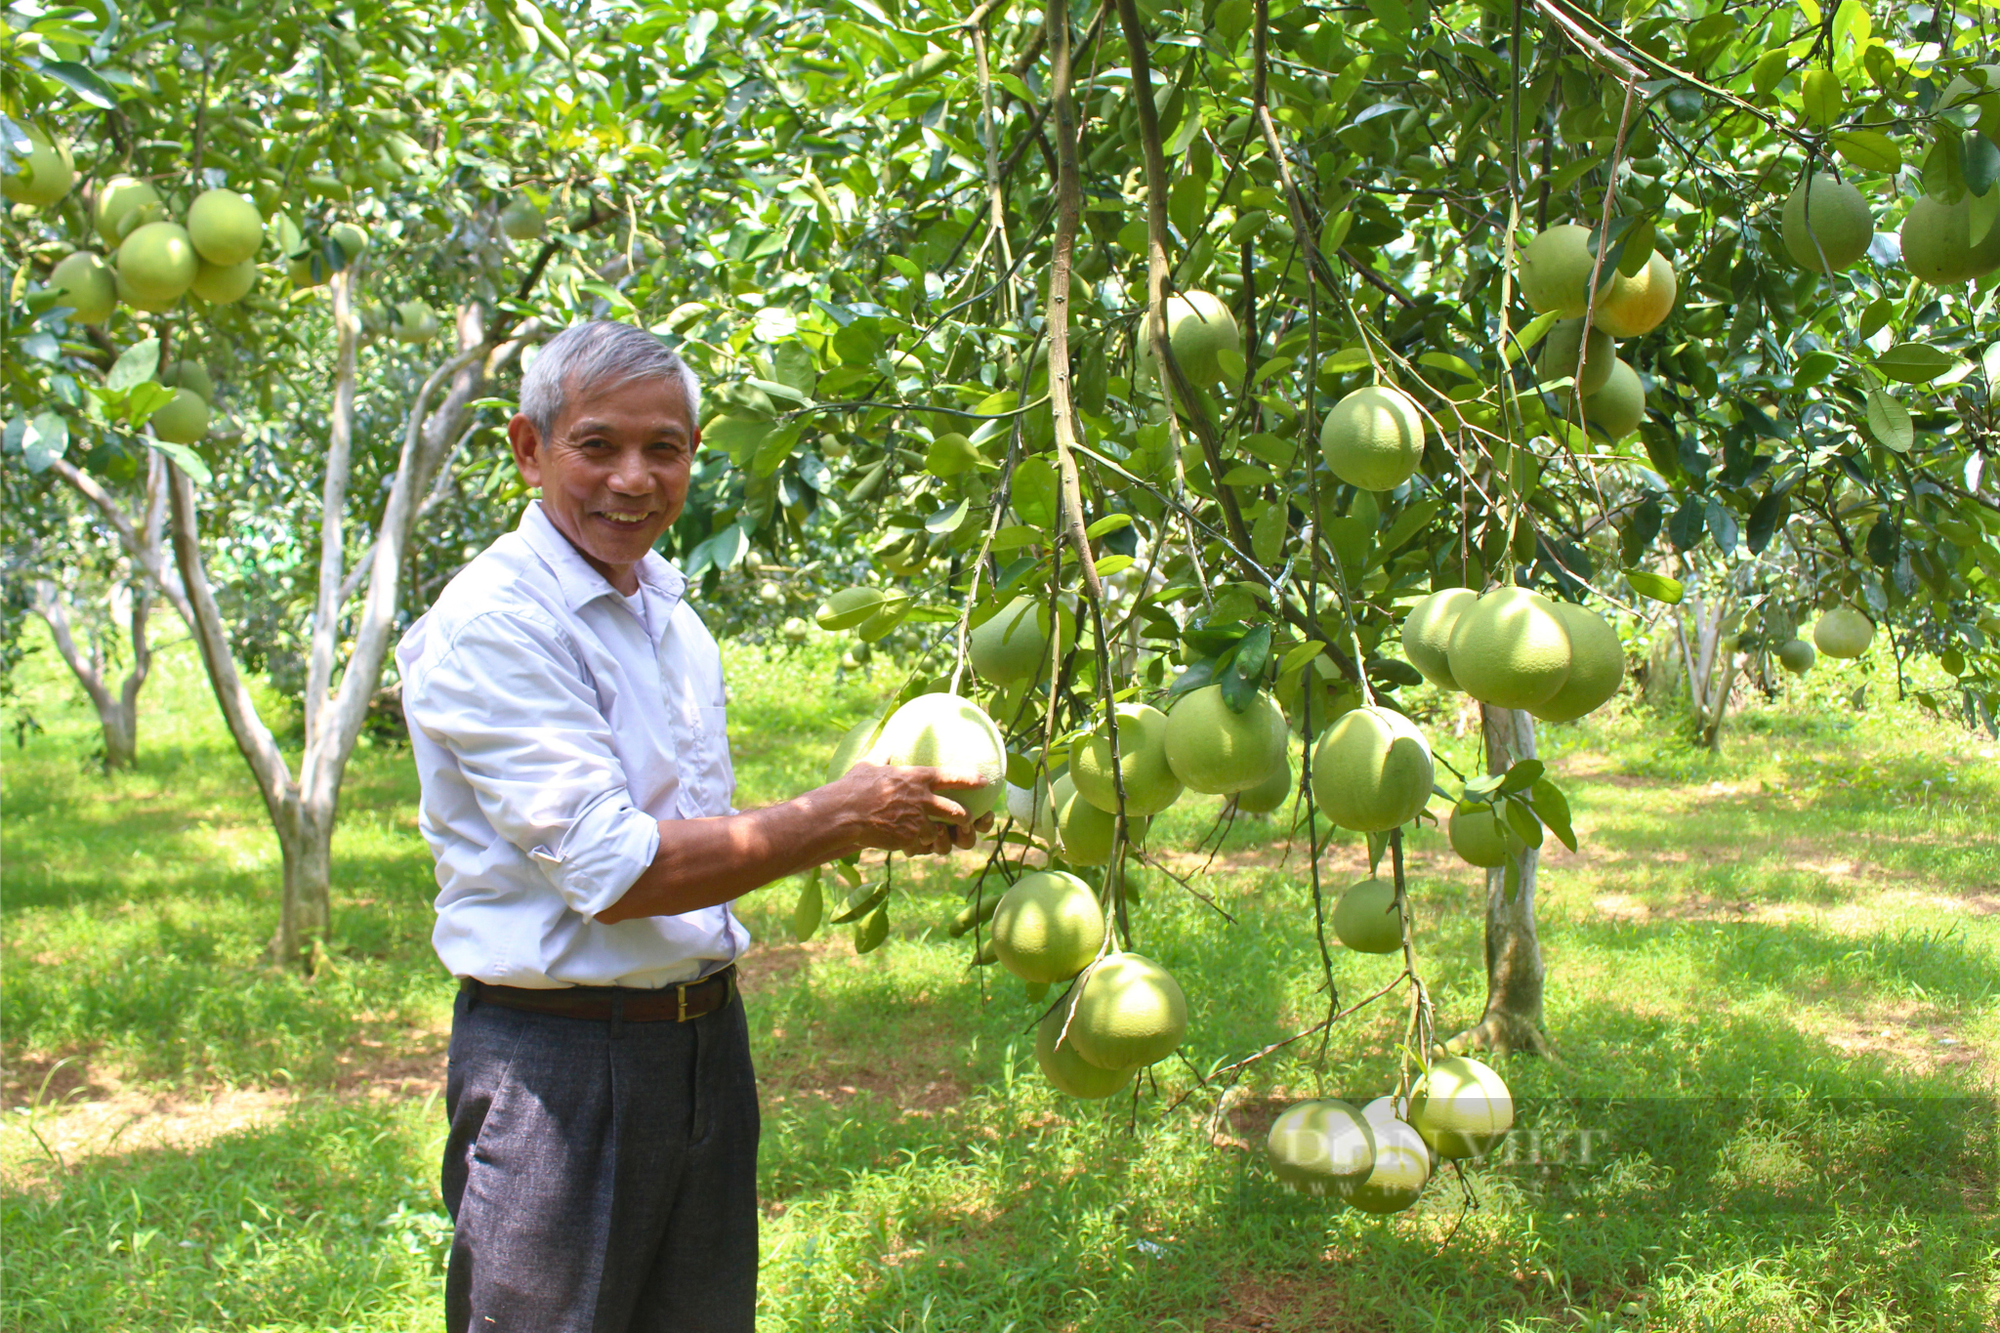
[677,980,690,1022]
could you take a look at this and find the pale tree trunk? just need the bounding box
[165,279,533,969]
[1446,704,1554,1057]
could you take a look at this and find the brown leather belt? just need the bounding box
[466,964,737,1023]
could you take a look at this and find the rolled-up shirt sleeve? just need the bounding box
[408,610,661,919]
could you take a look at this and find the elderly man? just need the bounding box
[396,320,985,1333]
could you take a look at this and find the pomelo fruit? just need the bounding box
[114,269,179,314]
[117,222,199,307]
[1447,586,1574,710]
[1812,607,1874,659]
[991,870,1105,983]
[1072,702,1184,816]
[161,360,215,402]
[331,221,369,260]
[1448,801,1526,868]
[1409,1055,1514,1159]
[1267,1100,1376,1196]
[1782,172,1873,272]
[1341,1105,1431,1213]
[1583,358,1646,439]
[1319,384,1425,492]
[48,251,115,324]
[823,714,884,783]
[1035,993,1135,1098]
[191,256,258,305]
[500,197,546,241]
[1518,223,1598,317]
[1139,290,1240,384]
[865,693,1006,820]
[779,616,809,642]
[1401,587,1476,690]
[1068,952,1187,1070]
[150,388,210,444]
[1899,192,2000,284]
[1539,318,1613,394]
[1231,755,1292,814]
[1163,685,1288,795]
[93,176,164,245]
[1006,774,1059,840]
[1309,705,1434,833]
[1052,773,1145,864]
[1777,639,1816,675]
[1594,250,1677,338]
[1332,878,1402,954]
[288,252,328,289]
[969,596,1068,683]
[392,300,440,343]
[2,127,74,207]
[185,188,264,266]
[1530,602,1624,722]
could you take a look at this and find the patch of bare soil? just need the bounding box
[1797,997,1989,1083]
[1205,1273,1370,1333]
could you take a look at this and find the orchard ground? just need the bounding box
[3,631,1996,1332]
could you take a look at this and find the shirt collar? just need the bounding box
[518,500,688,618]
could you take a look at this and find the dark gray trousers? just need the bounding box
[442,982,761,1333]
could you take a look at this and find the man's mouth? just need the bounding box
[596,511,653,526]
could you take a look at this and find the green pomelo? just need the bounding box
[1005,775,1058,839]
[1518,224,1597,317]
[992,870,1105,984]
[1341,1108,1431,1214]
[924,431,982,478]
[1052,774,1145,865]
[1539,318,1614,394]
[1813,607,1874,659]
[1309,705,1434,834]
[1068,952,1188,1070]
[150,389,210,445]
[113,269,179,314]
[1583,358,1646,439]
[1072,703,1184,816]
[1409,1055,1514,1160]
[969,596,1067,683]
[1447,587,1574,710]
[1035,996,1135,1099]
[779,616,809,641]
[3,129,74,207]
[161,360,216,402]
[1267,1100,1376,1196]
[48,251,116,325]
[191,256,258,305]
[1332,878,1402,954]
[1319,384,1425,492]
[1777,639,1816,675]
[823,714,884,783]
[93,176,164,245]
[289,253,327,289]
[1231,755,1292,814]
[1163,685,1289,795]
[500,197,546,241]
[393,300,440,343]
[1782,173,1873,273]
[117,223,199,305]
[1594,250,1677,339]
[817,585,886,631]
[1899,193,2000,284]
[1138,290,1240,384]
[865,693,1007,820]
[1530,602,1624,723]
[331,222,370,259]
[186,189,264,266]
[1448,803,1523,868]
[1401,587,1476,690]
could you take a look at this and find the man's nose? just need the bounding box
[607,450,653,493]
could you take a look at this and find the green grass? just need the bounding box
[3,631,1996,1331]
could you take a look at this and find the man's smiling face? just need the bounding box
[508,374,699,595]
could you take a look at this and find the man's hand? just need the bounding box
[831,762,995,858]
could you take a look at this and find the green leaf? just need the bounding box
[1319,345,1371,374]
[1616,217,1655,277]
[1528,778,1577,851]
[1092,554,1134,576]
[1875,342,1957,384]
[830,878,890,925]
[1506,311,1560,362]
[1320,209,1353,254]
[1856,296,1894,340]
[1276,640,1325,678]
[1831,129,1902,172]
[1964,132,2000,197]
[1750,49,1790,97]
[791,872,823,941]
[746,376,812,407]
[852,903,891,954]
[149,440,211,485]
[926,498,970,533]
[107,339,160,393]
[1085,513,1133,539]
[1800,68,1844,127]
[1623,569,1684,604]
[21,411,68,473]
[751,422,802,478]
[1503,797,1545,850]
[1864,389,1914,452]
[1495,758,1545,797]
[39,61,117,108]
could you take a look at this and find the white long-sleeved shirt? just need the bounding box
[396,500,748,988]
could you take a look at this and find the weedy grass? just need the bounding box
[3,633,1995,1331]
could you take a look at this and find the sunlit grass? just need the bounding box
[3,628,1995,1331]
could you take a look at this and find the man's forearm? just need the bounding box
[595,788,860,924]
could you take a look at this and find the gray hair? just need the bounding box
[518,320,703,439]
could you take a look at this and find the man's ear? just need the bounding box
[507,413,543,488]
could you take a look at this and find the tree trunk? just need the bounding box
[30,577,151,771]
[270,803,336,968]
[1446,704,1554,1057]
